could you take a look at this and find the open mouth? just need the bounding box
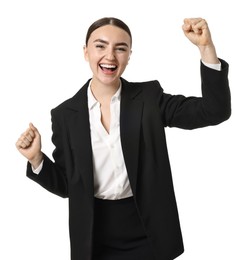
[99,63,118,73]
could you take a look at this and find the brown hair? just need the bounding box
[85,17,132,46]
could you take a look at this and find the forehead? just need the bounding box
[88,25,131,46]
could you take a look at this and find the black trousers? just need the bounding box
[93,196,155,260]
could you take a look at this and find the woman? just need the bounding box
[16,17,231,260]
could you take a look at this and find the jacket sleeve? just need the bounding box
[26,108,68,198]
[157,59,231,129]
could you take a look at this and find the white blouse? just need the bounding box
[87,82,133,199]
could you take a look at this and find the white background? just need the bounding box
[1,0,250,259]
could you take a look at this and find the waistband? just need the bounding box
[94,196,134,205]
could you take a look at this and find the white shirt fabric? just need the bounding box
[32,61,221,200]
[202,60,221,70]
[87,82,133,199]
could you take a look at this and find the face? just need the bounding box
[84,25,132,87]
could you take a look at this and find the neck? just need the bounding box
[90,79,120,103]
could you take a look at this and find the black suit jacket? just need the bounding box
[27,60,231,260]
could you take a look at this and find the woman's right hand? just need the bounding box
[16,123,43,169]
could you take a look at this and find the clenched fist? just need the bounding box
[182,18,219,64]
[16,123,43,169]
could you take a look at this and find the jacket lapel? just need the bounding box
[120,78,143,196]
[65,80,94,198]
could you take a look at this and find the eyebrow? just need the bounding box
[93,39,129,47]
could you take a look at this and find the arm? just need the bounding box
[16,121,68,198]
[155,18,231,129]
[157,59,231,129]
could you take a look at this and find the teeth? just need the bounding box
[100,64,117,69]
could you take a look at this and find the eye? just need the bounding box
[116,47,127,52]
[95,44,105,49]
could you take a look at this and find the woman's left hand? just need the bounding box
[182,18,219,64]
[182,18,212,47]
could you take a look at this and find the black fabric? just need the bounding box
[93,197,155,260]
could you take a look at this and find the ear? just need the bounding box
[83,45,89,61]
[127,49,132,64]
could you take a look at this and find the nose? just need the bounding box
[105,48,116,60]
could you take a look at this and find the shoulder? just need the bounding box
[51,79,91,115]
[121,77,160,88]
[121,78,163,97]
